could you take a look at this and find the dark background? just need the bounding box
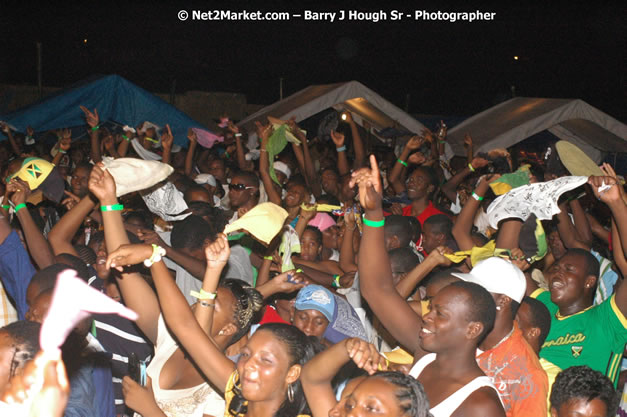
[1,1,625,119]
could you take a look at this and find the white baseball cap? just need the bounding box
[194,174,217,187]
[452,257,526,303]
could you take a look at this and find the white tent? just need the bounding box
[447,97,627,163]
[238,81,427,149]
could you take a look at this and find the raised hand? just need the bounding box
[61,190,80,211]
[299,203,317,222]
[268,269,308,294]
[187,128,197,143]
[161,124,173,150]
[330,130,345,147]
[102,134,115,152]
[255,121,273,146]
[427,246,453,267]
[79,106,99,128]
[106,243,153,271]
[405,135,424,151]
[463,133,473,148]
[204,234,230,269]
[470,156,490,170]
[408,152,426,165]
[227,120,240,134]
[0,121,9,133]
[88,163,117,203]
[599,163,627,204]
[349,155,383,212]
[345,338,386,375]
[589,175,621,204]
[26,126,35,137]
[59,135,72,151]
[7,178,31,205]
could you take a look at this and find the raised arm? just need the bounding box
[0,122,21,155]
[344,113,366,170]
[555,201,589,250]
[51,130,72,167]
[160,125,173,166]
[302,338,384,417]
[88,164,160,344]
[338,209,358,273]
[396,248,452,299]
[452,175,497,251]
[80,106,101,163]
[352,155,424,353]
[569,199,593,247]
[108,241,235,392]
[137,228,206,280]
[117,128,133,158]
[256,121,282,205]
[7,179,54,269]
[388,136,424,195]
[184,129,198,177]
[589,175,627,315]
[300,131,322,198]
[441,156,488,203]
[464,133,474,165]
[330,130,350,176]
[48,196,97,257]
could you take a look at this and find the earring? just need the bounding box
[496,306,501,311]
[287,383,294,403]
[218,329,225,336]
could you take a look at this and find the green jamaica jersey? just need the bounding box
[532,289,627,386]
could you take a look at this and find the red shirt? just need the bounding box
[259,305,290,325]
[402,201,445,226]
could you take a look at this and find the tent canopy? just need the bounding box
[447,97,627,163]
[0,74,208,146]
[238,81,428,147]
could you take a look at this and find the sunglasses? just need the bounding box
[229,183,255,191]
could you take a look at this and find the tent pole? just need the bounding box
[36,42,42,99]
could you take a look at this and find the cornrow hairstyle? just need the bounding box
[229,323,316,417]
[550,366,618,416]
[0,320,41,379]
[372,371,431,417]
[220,279,264,345]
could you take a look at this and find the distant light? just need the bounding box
[83,38,88,44]
[341,113,347,121]
[513,56,519,60]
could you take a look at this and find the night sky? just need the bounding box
[1,1,625,120]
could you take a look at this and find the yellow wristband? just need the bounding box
[190,288,217,300]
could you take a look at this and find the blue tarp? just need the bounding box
[0,74,208,146]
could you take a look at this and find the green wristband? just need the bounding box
[1,205,10,211]
[14,203,27,213]
[122,134,130,142]
[332,274,341,289]
[397,159,408,167]
[362,214,385,228]
[91,125,100,131]
[101,204,124,212]
[471,192,484,201]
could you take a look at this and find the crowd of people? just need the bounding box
[0,106,625,417]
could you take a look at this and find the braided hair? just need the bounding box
[372,371,431,417]
[1,321,41,380]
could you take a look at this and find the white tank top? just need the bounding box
[409,353,498,417]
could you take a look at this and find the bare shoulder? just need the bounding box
[452,386,506,417]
